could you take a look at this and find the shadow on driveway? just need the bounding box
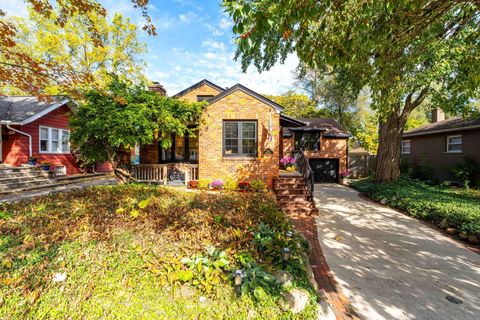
[313,183,480,320]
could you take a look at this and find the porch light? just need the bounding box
[234,269,244,296]
[282,247,291,269]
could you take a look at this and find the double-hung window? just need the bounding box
[223,121,257,157]
[39,126,70,154]
[401,140,411,154]
[446,135,462,153]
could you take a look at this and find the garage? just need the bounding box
[309,158,339,183]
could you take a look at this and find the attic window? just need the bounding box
[197,95,214,102]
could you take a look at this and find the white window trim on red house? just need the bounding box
[39,126,70,154]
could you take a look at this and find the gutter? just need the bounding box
[1,121,32,157]
[403,124,480,138]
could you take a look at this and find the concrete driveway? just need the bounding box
[313,183,480,320]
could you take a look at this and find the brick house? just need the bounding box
[136,79,349,187]
[0,96,81,175]
[402,109,480,183]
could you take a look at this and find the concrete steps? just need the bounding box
[0,166,113,196]
[274,176,318,216]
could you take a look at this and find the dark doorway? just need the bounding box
[309,158,339,183]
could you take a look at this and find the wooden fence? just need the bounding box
[131,164,199,184]
[349,154,376,178]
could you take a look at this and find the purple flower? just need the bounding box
[280,156,295,166]
[211,179,224,189]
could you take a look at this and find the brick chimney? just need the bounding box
[148,82,166,96]
[431,108,445,123]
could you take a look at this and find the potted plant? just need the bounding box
[340,170,351,184]
[280,155,296,172]
[238,181,252,192]
[39,161,51,171]
[187,180,198,189]
[211,179,224,191]
[28,156,37,166]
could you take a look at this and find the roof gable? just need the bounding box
[207,84,284,113]
[172,79,224,98]
[0,96,71,125]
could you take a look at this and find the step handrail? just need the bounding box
[292,151,314,200]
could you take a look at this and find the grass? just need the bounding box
[350,178,480,235]
[0,184,318,319]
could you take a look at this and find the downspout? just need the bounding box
[2,121,33,157]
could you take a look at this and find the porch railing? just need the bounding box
[293,151,314,199]
[131,164,199,185]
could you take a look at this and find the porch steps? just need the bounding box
[273,176,318,216]
[0,167,114,196]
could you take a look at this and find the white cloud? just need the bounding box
[201,40,226,51]
[203,23,224,36]
[2,0,28,17]
[219,17,233,31]
[178,12,197,23]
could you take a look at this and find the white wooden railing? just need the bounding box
[132,163,198,184]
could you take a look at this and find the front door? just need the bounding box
[309,158,339,183]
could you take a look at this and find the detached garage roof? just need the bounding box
[0,96,70,125]
[283,117,350,138]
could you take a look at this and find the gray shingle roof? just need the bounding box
[403,116,480,137]
[283,117,350,138]
[0,96,68,124]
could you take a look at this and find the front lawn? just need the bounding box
[0,185,318,319]
[350,178,480,236]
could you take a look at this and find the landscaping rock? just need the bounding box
[380,198,387,205]
[438,218,449,229]
[468,234,480,244]
[317,299,336,320]
[459,233,468,240]
[281,288,309,314]
[274,270,294,287]
[446,228,458,235]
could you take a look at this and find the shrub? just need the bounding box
[250,179,267,192]
[211,179,224,190]
[238,181,252,191]
[223,177,238,191]
[198,179,210,190]
[450,156,479,188]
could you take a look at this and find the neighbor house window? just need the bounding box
[401,140,411,154]
[55,165,66,175]
[197,95,214,102]
[39,126,70,154]
[446,135,462,153]
[294,132,320,151]
[223,121,257,157]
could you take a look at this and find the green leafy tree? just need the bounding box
[70,77,204,179]
[264,90,316,118]
[222,0,480,183]
[2,8,146,98]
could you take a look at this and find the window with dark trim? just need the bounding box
[294,132,320,151]
[223,121,257,157]
[197,95,214,102]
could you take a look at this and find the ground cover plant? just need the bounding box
[350,178,480,236]
[0,184,318,319]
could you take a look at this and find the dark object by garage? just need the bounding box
[309,158,339,183]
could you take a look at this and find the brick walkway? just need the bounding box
[288,212,359,320]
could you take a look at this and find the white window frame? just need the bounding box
[54,165,67,175]
[38,126,70,154]
[446,135,462,153]
[401,140,411,154]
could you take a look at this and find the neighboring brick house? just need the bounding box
[402,109,480,182]
[138,79,349,187]
[0,96,81,175]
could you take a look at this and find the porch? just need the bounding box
[132,163,199,185]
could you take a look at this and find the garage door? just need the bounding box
[309,158,339,183]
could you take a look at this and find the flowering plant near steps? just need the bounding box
[280,156,295,166]
[238,181,252,191]
[211,179,224,190]
[340,170,351,178]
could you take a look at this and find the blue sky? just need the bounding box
[4,0,299,96]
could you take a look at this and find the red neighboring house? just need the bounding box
[0,96,81,175]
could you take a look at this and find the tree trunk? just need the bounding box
[375,112,408,183]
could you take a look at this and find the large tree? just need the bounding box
[2,8,145,98]
[264,90,317,118]
[223,0,480,183]
[70,77,205,179]
[0,0,154,97]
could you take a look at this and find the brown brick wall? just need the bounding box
[140,142,158,164]
[282,135,348,173]
[179,84,223,102]
[198,90,280,188]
